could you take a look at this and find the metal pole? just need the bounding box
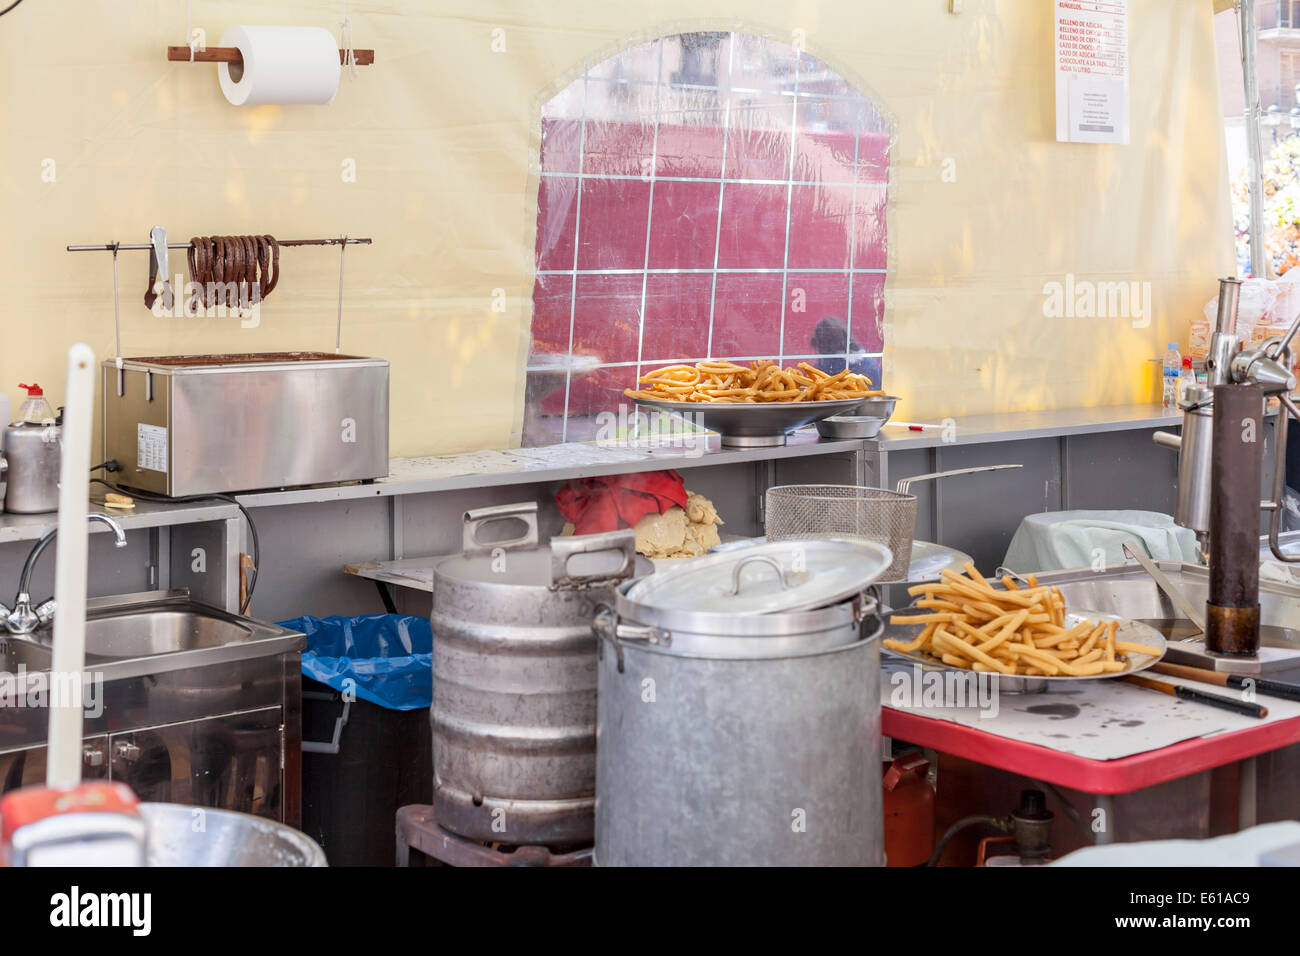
[1206,383,1263,656]
[1242,0,1269,278]
[1209,276,1243,386]
[67,238,372,252]
[336,236,347,354]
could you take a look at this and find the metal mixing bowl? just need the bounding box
[815,415,888,439]
[848,395,899,420]
[141,803,327,866]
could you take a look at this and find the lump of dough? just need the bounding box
[619,491,727,560]
[684,492,723,526]
[633,506,688,558]
[685,519,721,554]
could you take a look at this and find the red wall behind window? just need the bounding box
[527,51,890,435]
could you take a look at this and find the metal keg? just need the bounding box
[431,502,648,846]
[593,538,890,866]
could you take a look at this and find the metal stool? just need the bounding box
[395,804,592,867]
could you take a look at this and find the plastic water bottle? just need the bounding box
[1179,356,1195,401]
[1162,343,1182,408]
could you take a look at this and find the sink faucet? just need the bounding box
[0,514,128,636]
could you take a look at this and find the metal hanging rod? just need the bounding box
[67,238,372,252]
[165,46,374,66]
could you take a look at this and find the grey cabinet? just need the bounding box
[0,709,287,822]
[0,734,110,793]
[108,709,284,819]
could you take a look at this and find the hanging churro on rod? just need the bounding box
[186,235,281,311]
[625,359,884,404]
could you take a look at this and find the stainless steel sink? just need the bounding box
[1034,562,1300,678]
[79,610,254,659]
[2,590,303,682]
[0,638,51,673]
[1039,562,1300,630]
[0,589,306,829]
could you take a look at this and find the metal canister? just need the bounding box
[431,502,647,847]
[3,422,60,513]
[1175,386,1214,540]
[593,538,889,866]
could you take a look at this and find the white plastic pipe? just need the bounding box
[45,343,95,790]
[1242,0,1269,278]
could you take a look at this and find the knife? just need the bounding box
[1121,674,1269,719]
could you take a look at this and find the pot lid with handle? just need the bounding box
[624,537,891,614]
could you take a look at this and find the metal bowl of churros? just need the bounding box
[881,566,1166,693]
[625,360,884,447]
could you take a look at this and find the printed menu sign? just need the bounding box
[1055,0,1129,145]
[137,423,168,473]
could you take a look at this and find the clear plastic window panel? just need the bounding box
[524,31,891,445]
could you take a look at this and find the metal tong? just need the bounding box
[1121,542,1206,632]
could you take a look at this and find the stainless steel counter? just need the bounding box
[229,403,1190,508]
[0,402,1222,622]
[234,430,864,508]
[858,402,1262,574]
[870,403,1184,451]
[212,402,1220,621]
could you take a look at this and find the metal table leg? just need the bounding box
[1238,755,1258,831]
[1093,793,1115,845]
[396,813,411,867]
[375,580,398,614]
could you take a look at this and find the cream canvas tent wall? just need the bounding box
[0,0,1231,455]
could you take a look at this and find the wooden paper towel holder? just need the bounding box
[166,46,374,66]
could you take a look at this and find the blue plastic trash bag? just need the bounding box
[277,614,433,711]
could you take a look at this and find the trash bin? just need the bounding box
[278,613,433,866]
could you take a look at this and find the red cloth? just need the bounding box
[554,470,688,535]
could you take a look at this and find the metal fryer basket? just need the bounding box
[767,485,917,581]
[765,466,1023,583]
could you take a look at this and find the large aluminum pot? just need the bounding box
[593,540,887,866]
[432,502,648,847]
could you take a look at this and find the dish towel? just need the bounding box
[1002,510,1201,573]
[554,470,689,535]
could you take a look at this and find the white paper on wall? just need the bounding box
[1055,0,1130,145]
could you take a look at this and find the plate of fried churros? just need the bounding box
[882,564,1167,692]
[623,360,884,446]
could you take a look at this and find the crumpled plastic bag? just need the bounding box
[278,613,433,711]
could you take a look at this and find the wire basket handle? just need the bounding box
[894,464,1022,495]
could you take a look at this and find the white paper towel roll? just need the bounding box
[218,25,340,106]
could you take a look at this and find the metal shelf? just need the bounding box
[230,403,1229,508]
[0,499,239,545]
[234,430,865,508]
[870,402,1286,451]
[870,403,1186,451]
